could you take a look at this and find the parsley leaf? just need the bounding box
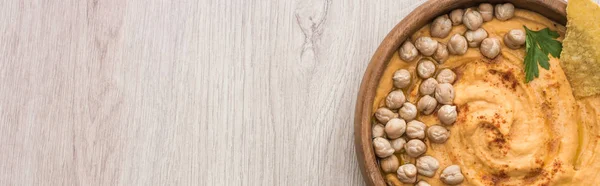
[523,26,563,83]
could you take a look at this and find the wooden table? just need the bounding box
[1,0,594,185]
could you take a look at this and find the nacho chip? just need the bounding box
[560,0,600,98]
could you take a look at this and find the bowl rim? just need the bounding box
[353,0,567,185]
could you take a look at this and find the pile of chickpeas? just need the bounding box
[372,3,524,186]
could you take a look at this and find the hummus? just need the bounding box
[374,9,600,186]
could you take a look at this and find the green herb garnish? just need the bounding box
[523,26,563,83]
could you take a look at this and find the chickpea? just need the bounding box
[406,120,427,139]
[447,34,468,55]
[417,95,437,115]
[435,83,455,105]
[390,138,406,152]
[416,180,431,186]
[385,118,407,139]
[386,90,406,109]
[416,156,440,177]
[478,3,494,22]
[431,15,452,38]
[381,155,400,173]
[480,37,501,59]
[415,37,439,56]
[504,29,526,49]
[397,164,418,183]
[436,69,456,84]
[420,78,438,95]
[449,9,464,26]
[465,28,488,47]
[399,41,419,61]
[463,8,483,30]
[440,165,465,185]
[417,59,436,79]
[427,125,450,143]
[438,105,457,125]
[375,107,396,124]
[404,139,427,157]
[393,69,411,89]
[373,137,395,158]
[495,3,515,21]
[399,102,417,121]
[433,43,449,64]
[372,123,386,138]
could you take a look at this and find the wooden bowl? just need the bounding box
[354,0,567,185]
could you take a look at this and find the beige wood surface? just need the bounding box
[0,0,595,185]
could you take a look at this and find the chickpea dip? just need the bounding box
[372,7,600,186]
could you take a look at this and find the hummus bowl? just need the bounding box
[354,0,572,185]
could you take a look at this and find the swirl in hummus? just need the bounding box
[374,9,600,186]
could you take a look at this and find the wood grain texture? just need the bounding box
[0,0,597,185]
[0,0,425,185]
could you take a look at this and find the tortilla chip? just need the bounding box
[560,0,600,98]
